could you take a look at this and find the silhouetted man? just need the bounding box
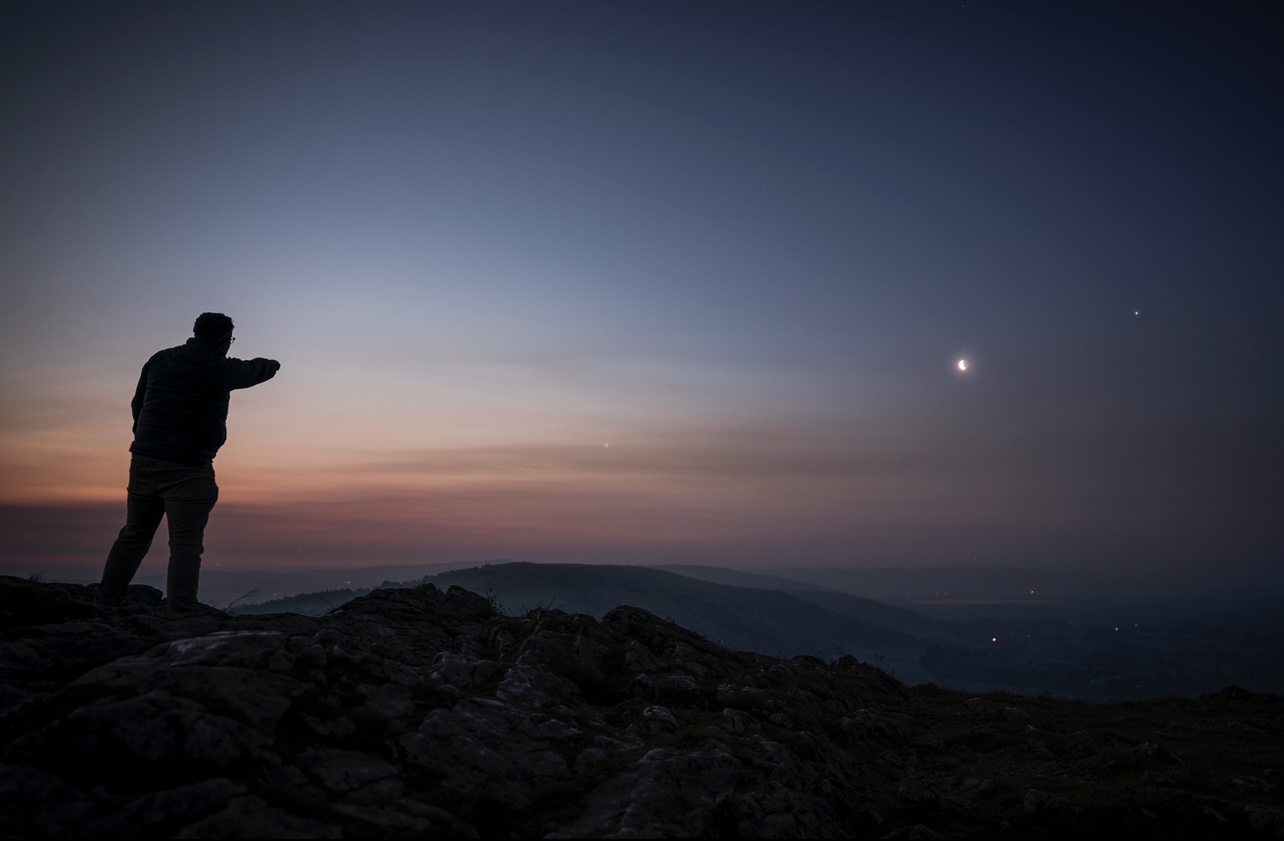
[97,312,280,613]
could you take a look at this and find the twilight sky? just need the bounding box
[2,1,1281,577]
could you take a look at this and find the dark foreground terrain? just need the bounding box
[1,576,1281,839]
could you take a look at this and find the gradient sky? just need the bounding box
[2,1,1281,578]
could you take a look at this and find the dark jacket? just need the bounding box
[129,338,279,465]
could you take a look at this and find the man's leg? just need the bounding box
[98,458,165,605]
[161,463,218,613]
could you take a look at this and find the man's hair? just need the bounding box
[193,312,234,343]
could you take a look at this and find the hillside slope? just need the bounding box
[423,562,918,660]
[653,564,957,640]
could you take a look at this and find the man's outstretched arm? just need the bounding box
[222,356,281,390]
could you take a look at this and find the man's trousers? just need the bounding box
[98,454,219,612]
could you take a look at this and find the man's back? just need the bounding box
[131,337,278,465]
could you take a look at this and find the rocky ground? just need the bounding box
[0,575,1281,839]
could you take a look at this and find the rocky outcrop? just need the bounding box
[0,577,910,838]
[1,575,1281,839]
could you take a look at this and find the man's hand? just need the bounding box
[269,360,281,372]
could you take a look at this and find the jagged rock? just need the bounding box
[643,704,679,730]
[1132,741,1183,763]
[551,744,742,837]
[83,778,248,835]
[1024,787,1082,814]
[907,825,945,840]
[303,713,356,740]
[1232,775,1276,793]
[496,657,579,707]
[898,775,935,803]
[1246,804,1284,836]
[10,690,275,769]
[331,802,436,833]
[1201,804,1230,824]
[964,697,999,713]
[75,632,306,729]
[722,707,760,733]
[0,762,97,836]
[429,650,500,688]
[2,575,1281,839]
[397,699,574,810]
[899,775,976,813]
[301,747,403,800]
[356,681,416,722]
[630,671,700,702]
[173,794,343,839]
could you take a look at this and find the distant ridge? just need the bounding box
[647,564,831,592]
[652,564,955,640]
[422,561,925,663]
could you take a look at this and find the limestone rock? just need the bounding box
[173,794,343,839]
[3,574,1280,839]
[1024,787,1082,815]
[1246,804,1284,836]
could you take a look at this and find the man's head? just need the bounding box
[193,312,234,350]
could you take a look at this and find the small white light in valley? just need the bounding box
[957,359,968,372]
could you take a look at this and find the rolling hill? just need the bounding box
[420,561,927,663]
